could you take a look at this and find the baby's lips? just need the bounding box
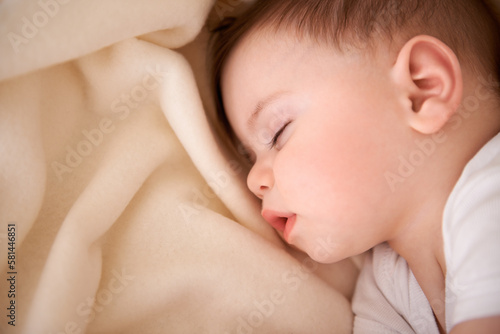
[261,209,291,233]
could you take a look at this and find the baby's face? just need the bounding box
[221,29,408,263]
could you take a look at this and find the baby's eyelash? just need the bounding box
[267,121,291,149]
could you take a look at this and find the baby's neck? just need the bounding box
[389,198,447,329]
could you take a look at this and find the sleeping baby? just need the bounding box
[210,0,500,333]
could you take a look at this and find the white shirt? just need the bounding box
[353,133,500,333]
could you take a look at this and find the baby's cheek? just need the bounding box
[276,129,378,213]
[274,145,337,209]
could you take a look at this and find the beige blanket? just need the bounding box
[0,0,359,333]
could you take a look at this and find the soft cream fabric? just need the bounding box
[0,1,358,333]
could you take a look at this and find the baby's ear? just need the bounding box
[391,35,463,134]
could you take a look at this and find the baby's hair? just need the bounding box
[209,0,500,136]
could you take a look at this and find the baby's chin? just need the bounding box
[296,239,348,264]
[276,227,351,263]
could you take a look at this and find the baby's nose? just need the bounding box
[247,160,274,199]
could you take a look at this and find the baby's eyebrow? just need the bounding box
[247,91,290,132]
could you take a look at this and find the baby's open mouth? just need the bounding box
[261,210,296,242]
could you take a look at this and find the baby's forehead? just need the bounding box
[225,28,320,77]
[229,25,384,75]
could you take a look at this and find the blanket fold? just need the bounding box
[0,1,357,333]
